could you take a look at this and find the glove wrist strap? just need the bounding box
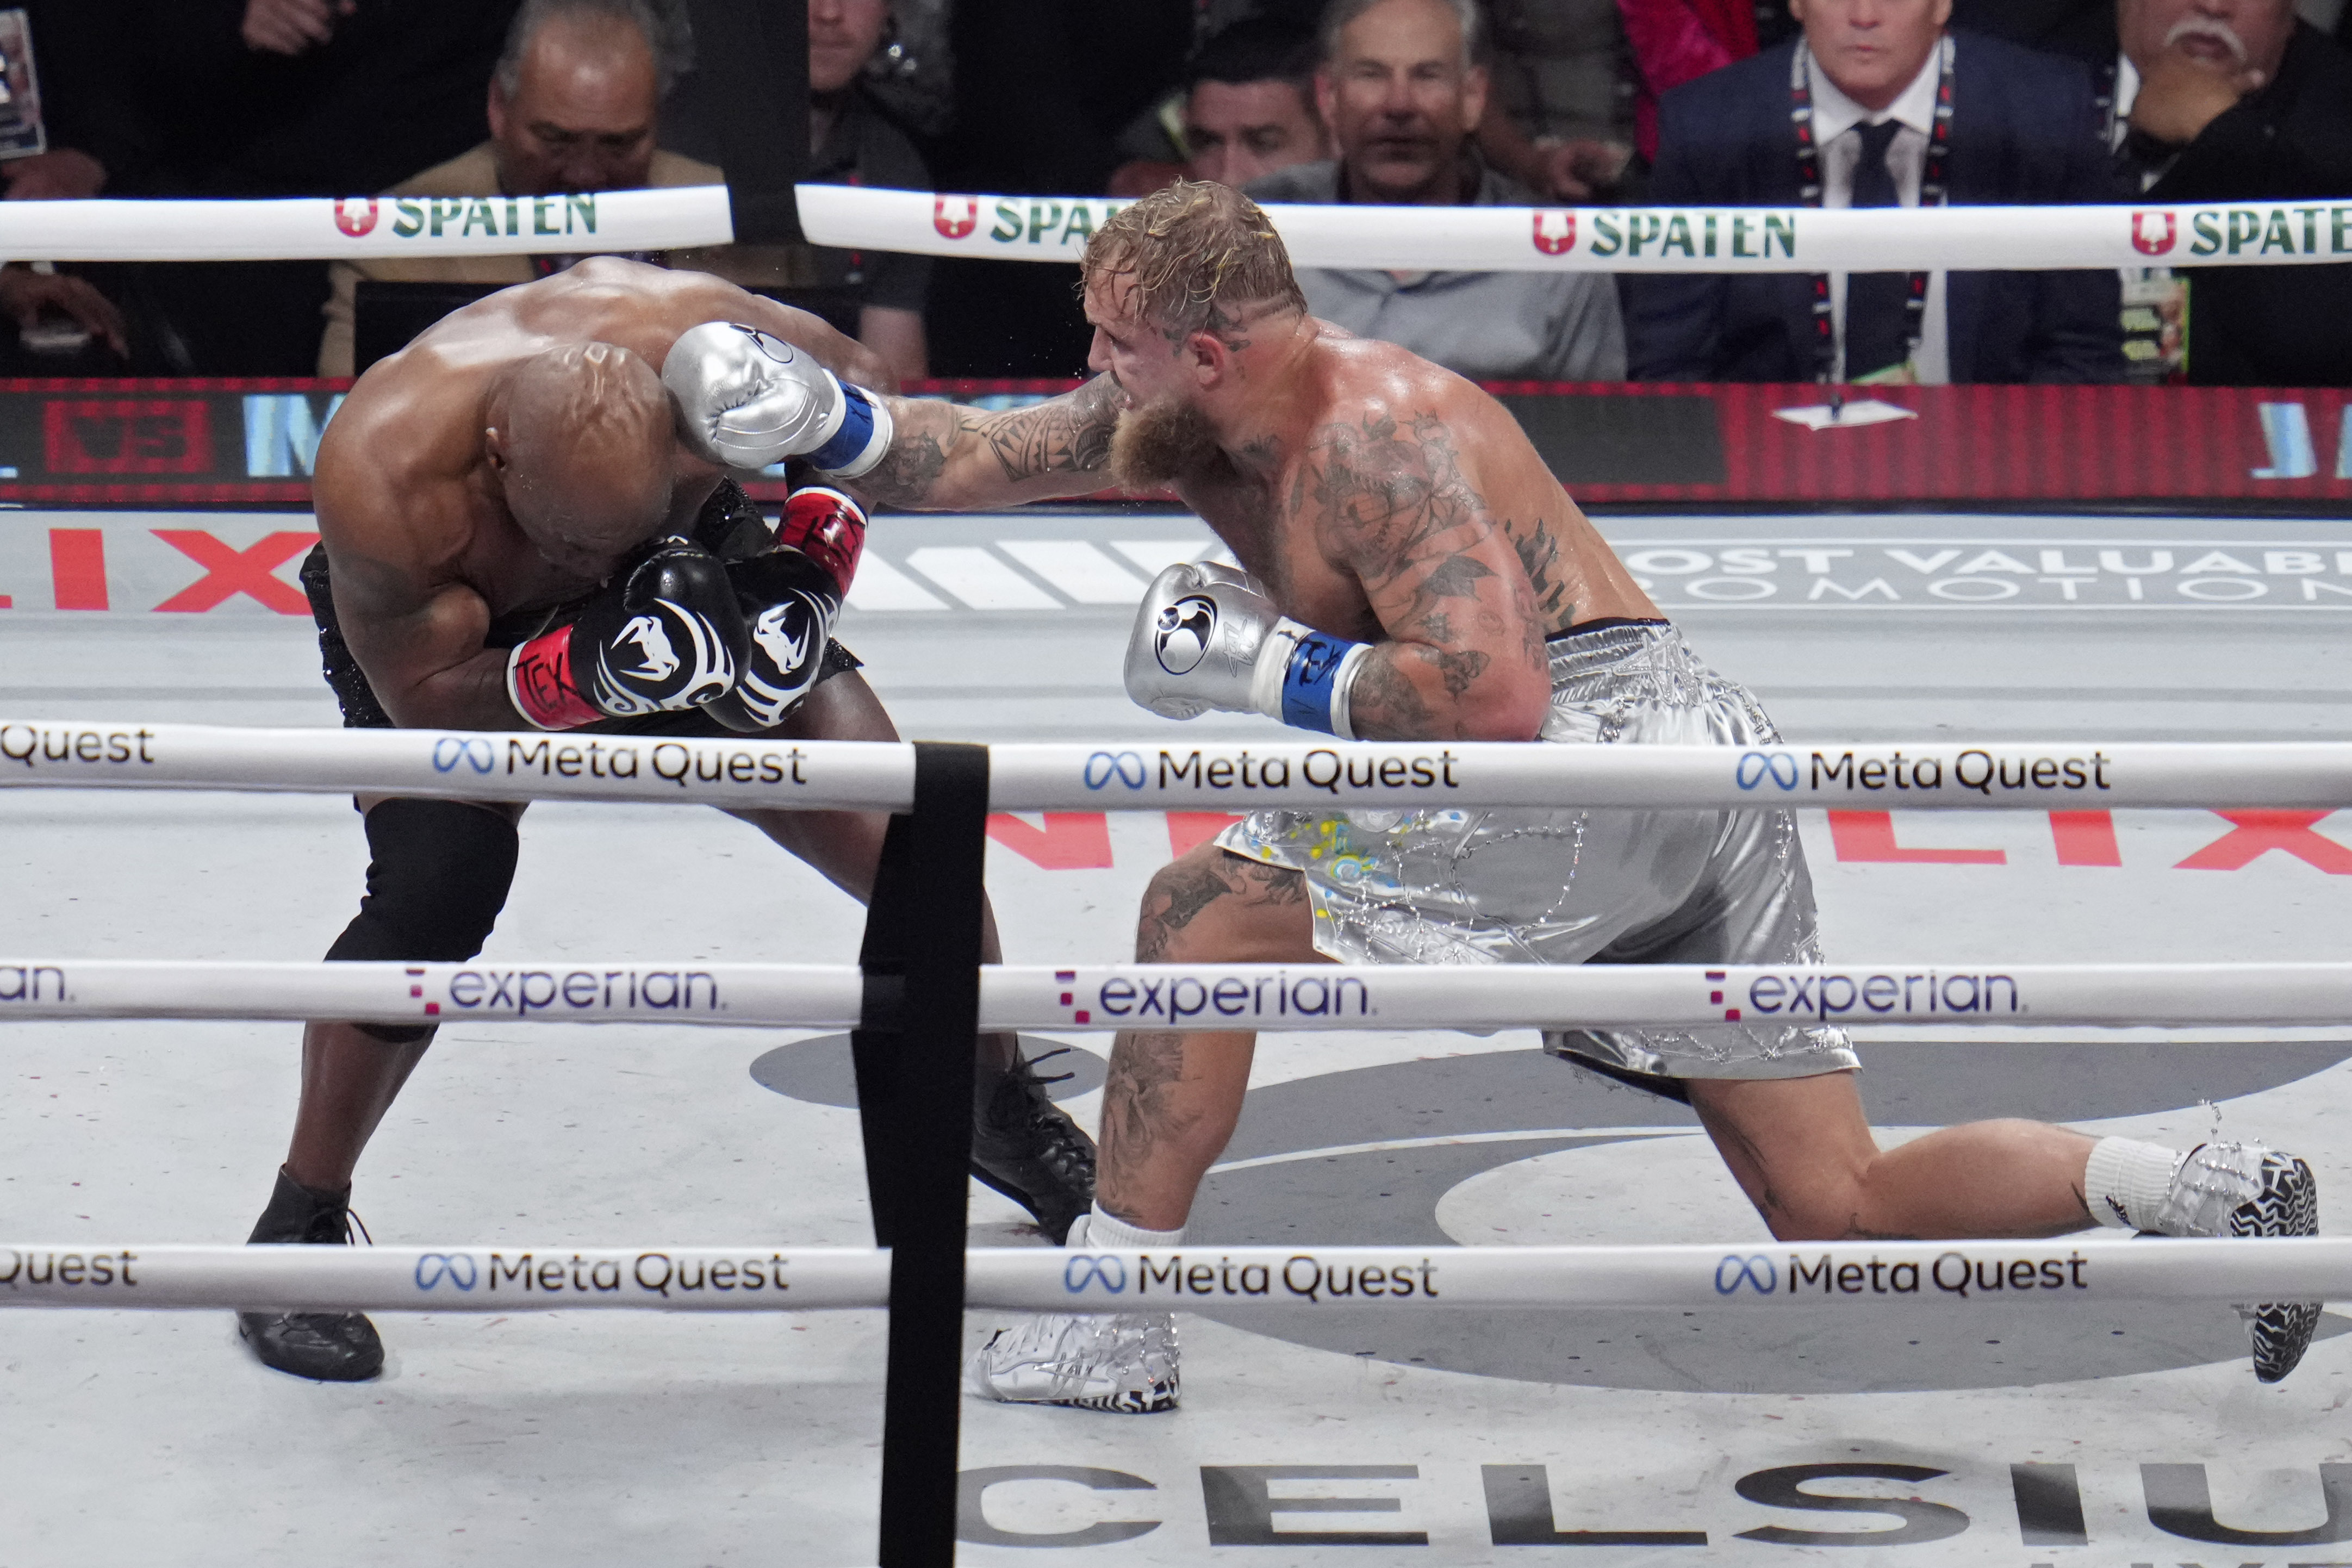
[812,383,894,479]
[1264,621,1372,739]
[507,630,602,731]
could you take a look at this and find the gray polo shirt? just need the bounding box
[1246,160,1626,383]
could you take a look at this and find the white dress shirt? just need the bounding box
[1807,36,1952,383]
[2111,52,2142,148]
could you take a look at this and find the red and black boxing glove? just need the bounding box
[702,486,868,732]
[505,537,750,730]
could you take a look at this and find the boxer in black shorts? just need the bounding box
[244,260,1094,1382]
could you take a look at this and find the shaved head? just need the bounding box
[494,340,673,564]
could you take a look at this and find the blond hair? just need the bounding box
[1080,180,1307,338]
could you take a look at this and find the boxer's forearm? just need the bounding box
[334,568,524,731]
[382,649,534,731]
[1346,640,1551,743]
[853,376,1119,511]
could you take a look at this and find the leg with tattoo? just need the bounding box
[1098,844,1321,1228]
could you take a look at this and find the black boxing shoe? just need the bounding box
[237,1166,385,1383]
[970,1047,1097,1243]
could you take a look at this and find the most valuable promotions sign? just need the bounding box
[799,184,2352,274]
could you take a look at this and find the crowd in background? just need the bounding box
[8,0,2351,387]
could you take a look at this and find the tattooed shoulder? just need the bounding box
[1292,404,1499,592]
[1505,520,1571,620]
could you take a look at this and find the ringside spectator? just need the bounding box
[317,0,711,377]
[1184,22,1333,187]
[1110,21,1332,194]
[2112,0,2352,384]
[1626,0,2123,383]
[1247,0,1627,382]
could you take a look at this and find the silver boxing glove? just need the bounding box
[661,321,895,478]
[1123,561,1373,737]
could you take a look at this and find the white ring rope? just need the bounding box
[799,184,2349,274]
[2,722,2347,811]
[0,188,733,262]
[0,184,2315,272]
[1,959,2348,1030]
[0,1237,2339,1312]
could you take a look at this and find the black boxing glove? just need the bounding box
[702,487,867,732]
[506,537,750,730]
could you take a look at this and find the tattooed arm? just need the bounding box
[1300,405,1555,742]
[847,374,1122,511]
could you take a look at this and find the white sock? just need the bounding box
[1066,1206,1185,1249]
[2083,1136,2188,1230]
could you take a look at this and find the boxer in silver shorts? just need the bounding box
[1217,618,1856,1085]
[837,182,2318,1410]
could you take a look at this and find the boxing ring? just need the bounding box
[3,191,2351,1566]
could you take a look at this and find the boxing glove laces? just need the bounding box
[662,321,894,478]
[1124,560,1373,738]
[702,486,868,732]
[506,536,749,730]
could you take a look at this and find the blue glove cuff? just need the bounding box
[1279,631,1366,736]
[811,382,888,476]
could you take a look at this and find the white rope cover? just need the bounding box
[799,184,2350,273]
[0,188,732,262]
[3,721,2348,812]
[0,1237,2341,1312]
[1,959,2347,1030]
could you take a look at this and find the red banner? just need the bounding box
[0,377,2345,508]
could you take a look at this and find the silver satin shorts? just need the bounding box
[1215,620,1858,1081]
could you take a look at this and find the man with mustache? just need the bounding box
[1241,0,1625,383]
[2111,0,2352,383]
[842,180,2318,1411]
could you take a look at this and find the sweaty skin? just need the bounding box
[312,256,888,731]
[855,291,2104,1251]
[278,260,1029,1206]
[850,298,1658,742]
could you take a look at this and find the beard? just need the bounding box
[1109,392,1236,490]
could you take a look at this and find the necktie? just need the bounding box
[1844,119,1909,381]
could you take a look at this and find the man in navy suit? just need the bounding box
[1625,0,2124,383]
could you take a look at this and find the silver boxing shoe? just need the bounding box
[2151,1142,2321,1384]
[965,1312,1180,1413]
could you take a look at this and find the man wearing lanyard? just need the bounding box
[1625,0,2124,385]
